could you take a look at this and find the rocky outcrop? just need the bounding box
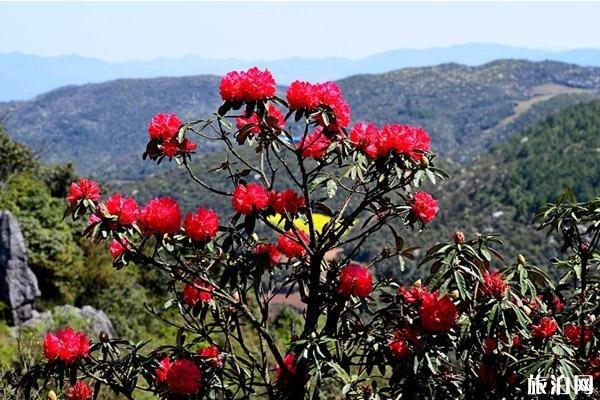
[20,305,116,338]
[0,210,41,324]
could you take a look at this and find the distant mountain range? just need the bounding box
[2,60,600,181]
[6,43,600,101]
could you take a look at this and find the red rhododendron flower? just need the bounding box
[184,207,219,242]
[220,67,276,102]
[104,193,138,226]
[564,324,593,346]
[481,270,509,299]
[235,104,285,135]
[337,263,373,298]
[587,353,600,379]
[182,280,214,306]
[198,345,223,368]
[161,137,197,158]
[419,291,458,331]
[277,353,298,387]
[349,122,380,158]
[66,179,100,206]
[286,81,318,110]
[313,82,351,129]
[278,230,309,259]
[156,358,202,395]
[253,243,281,267]
[388,329,418,358]
[110,238,129,259]
[232,183,269,215]
[411,191,439,224]
[299,129,332,160]
[148,113,182,141]
[66,381,93,400]
[137,197,181,235]
[272,189,305,216]
[398,284,429,304]
[379,124,414,156]
[531,316,558,338]
[551,294,564,313]
[410,127,431,161]
[43,328,90,364]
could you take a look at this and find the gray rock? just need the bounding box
[0,210,41,324]
[20,305,116,338]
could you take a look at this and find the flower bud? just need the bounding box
[581,242,591,255]
[517,254,526,265]
[47,391,58,400]
[420,156,430,168]
[414,279,422,288]
[453,231,465,244]
[99,330,109,343]
[449,289,460,299]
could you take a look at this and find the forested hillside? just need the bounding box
[2,60,599,181]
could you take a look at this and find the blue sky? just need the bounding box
[1,2,599,61]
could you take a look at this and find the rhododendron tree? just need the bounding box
[12,68,600,399]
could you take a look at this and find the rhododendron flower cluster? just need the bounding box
[197,345,223,368]
[184,207,219,242]
[155,357,202,395]
[286,80,350,129]
[349,122,431,161]
[232,183,270,215]
[66,381,93,400]
[43,328,90,364]
[411,191,439,224]
[66,178,100,206]
[109,238,129,259]
[102,193,138,226]
[419,290,458,331]
[236,104,285,135]
[278,230,308,259]
[481,270,509,299]
[220,67,276,102]
[253,243,281,268]
[388,328,419,359]
[182,280,214,306]
[147,113,196,158]
[137,197,182,235]
[564,324,593,346]
[531,316,558,338]
[337,263,373,298]
[298,128,332,160]
[276,353,299,388]
[270,189,305,216]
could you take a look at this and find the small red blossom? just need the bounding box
[104,193,138,226]
[109,238,129,259]
[278,230,309,259]
[551,294,564,313]
[337,263,373,298]
[411,127,431,161]
[388,328,418,358]
[182,280,214,306]
[277,353,298,387]
[66,381,93,400]
[253,243,281,267]
[220,67,276,102]
[349,122,380,158]
[564,324,593,347]
[148,113,182,141]
[235,104,285,135]
[531,316,558,338]
[197,345,223,369]
[232,183,270,215]
[411,191,439,224]
[43,328,90,364]
[299,128,332,160]
[286,81,318,110]
[161,137,197,158]
[481,270,509,299]
[184,207,219,242]
[272,189,305,216]
[137,197,181,236]
[156,358,202,395]
[397,284,428,304]
[419,291,458,331]
[587,353,600,379]
[66,179,100,206]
